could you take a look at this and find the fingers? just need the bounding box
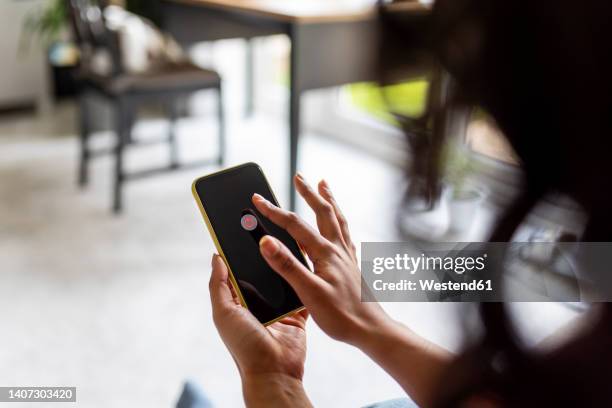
[252,193,331,260]
[259,235,326,298]
[275,309,309,330]
[209,254,238,319]
[294,174,344,244]
[227,278,241,305]
[318,179,357,258]
[297,308,309,321]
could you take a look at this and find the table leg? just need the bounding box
[245,38,255,118]
[288,26,301,211]
[77,91,91,187]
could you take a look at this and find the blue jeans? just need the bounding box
[176,381,214,408]
[363,398,417,408]
[176,381,417,408]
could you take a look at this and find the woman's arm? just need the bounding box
[357,318,452,407]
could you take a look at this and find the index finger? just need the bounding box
[252,194,332,261]
[294,174,343,244]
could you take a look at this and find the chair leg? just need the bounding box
[167,101,179,169]
[217,84,225,166]
[113,101,131,214]
[125,107,136,145]
[77,92,90,187]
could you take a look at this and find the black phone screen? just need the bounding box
[193,163,305,325]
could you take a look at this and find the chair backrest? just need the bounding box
[66,0,123,76]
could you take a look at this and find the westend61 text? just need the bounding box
[372,279,493,292]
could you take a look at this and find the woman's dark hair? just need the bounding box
[379,0,612,405]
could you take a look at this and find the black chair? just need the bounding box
[67,0,224,213]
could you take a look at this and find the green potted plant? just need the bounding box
[21,0,68,49]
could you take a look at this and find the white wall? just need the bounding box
[0,0,50,111]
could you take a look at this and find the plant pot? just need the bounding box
[48,42,80,100]
[447,188,484,234]
[397,184,451,241]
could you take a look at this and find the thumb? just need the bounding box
[259,235,322,296]
[209,254,237,319]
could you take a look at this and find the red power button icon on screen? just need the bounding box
[241,208,268,244]
[241,213,258,231]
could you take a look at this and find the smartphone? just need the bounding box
[192,162,307,326]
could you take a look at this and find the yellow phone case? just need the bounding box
[191,163,305,326]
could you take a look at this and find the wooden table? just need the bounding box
[161,0,429,209]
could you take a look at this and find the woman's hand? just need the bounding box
[209,255,312,407]
[252,175,392,348]
[252,175,452,407]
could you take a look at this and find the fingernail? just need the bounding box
[253,193,265,202]
[211,254,218,265]
[295,172,304,181]
[260,236,280,257]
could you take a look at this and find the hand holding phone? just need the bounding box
[209,253,310,401]
[196,164,312,406]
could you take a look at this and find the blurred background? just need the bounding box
[0,0,584,406]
